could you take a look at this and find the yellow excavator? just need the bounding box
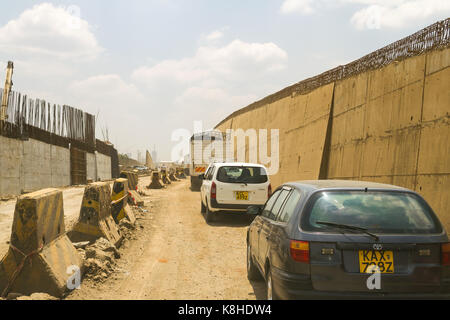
[0,61,14,122]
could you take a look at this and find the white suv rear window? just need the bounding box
[216,166,268,184]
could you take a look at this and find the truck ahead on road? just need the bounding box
[189,130,225,190]
[159,161,175,171]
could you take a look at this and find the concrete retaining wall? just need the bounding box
[325,48,449,231]
[51,144,71,187]
[0,136,112,196]
[96,152,112,181]
[215,47,450,232]
[217,83,335,188]
[86,152,97,182]
[0,136,70,196]
[22,139,52,192]
[0,136,22,196]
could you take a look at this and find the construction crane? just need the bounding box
[0,61,14,121]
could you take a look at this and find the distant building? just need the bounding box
[137,150,143,164]
[146,150,155,169]
[151,150,158,163]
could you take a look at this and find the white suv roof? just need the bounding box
[210,162,266,168]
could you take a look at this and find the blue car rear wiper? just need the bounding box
[316,221,380,242]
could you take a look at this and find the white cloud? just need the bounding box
[206,30,224,42]
[131,39,288,152]
[68,74,146,127]
[131,38,287,132]
[173,86,258,125]
[69,74,144,107]
[200,27,231,45]
[0,3,102,60]
[280,0,315,15]
[0,4,289,158]
[341,0,405,5]
[0,3,104,101]
[67,74,146,148]
[350,0,450,29]
[280,0,450,29]
[132,58,208,88]
[132,39,287,88]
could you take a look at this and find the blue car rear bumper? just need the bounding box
[271,267,450,300]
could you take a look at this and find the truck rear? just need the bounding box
[190,131,224,191]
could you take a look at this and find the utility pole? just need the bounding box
[0,61,14,121]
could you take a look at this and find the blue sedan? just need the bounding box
[246,180,450,300]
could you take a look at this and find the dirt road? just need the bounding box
[68,178,266,300]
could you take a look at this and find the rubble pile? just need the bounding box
[77,207,144,283]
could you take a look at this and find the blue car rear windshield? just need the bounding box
[216,166,268,184]
[301,191,442,234]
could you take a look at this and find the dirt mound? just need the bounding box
[16,293,59,300]
[77,213,140,283]
[77,237,119,282]
[1,292,59,300]
[119,218,136,240]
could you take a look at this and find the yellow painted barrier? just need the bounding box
[120,171,138,191]
[68,182,123,247]
[169,169,179,182]
[128,190,144,207]
[176,168,186,179]
[0,188,83,298]
[161,169,171,185]
[147,171,165,189]
[111,178,136,225]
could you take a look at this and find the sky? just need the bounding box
[0,0,448,161]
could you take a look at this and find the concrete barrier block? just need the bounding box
[128,190,144,207]
[147,171,165,189]
[120,171,138,191]
[68,182,122,247]
[0,188,82,298]
[111,178,136,225]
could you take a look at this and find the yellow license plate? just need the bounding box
[359,250,394,273]
[235,191,249,200]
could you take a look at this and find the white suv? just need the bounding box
[200,162,272,222]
